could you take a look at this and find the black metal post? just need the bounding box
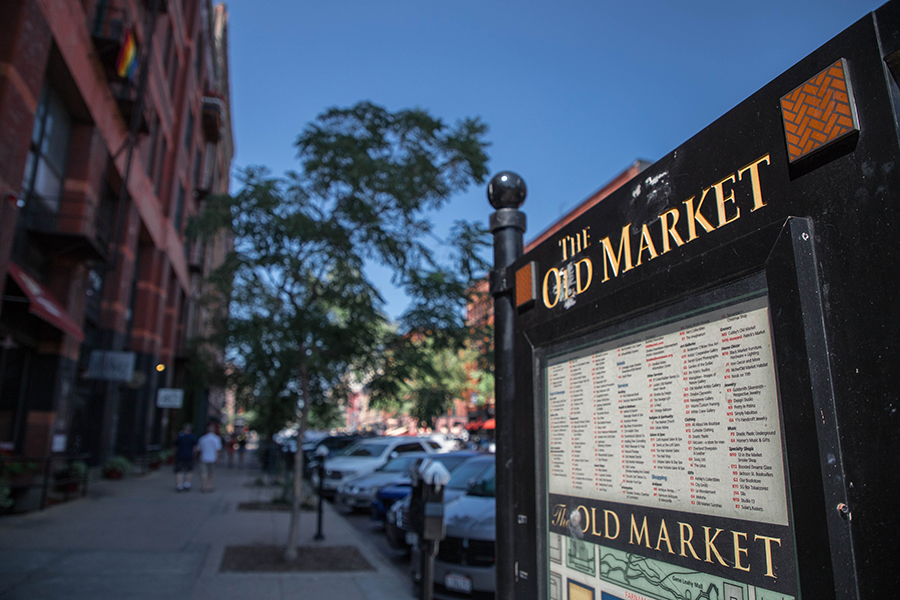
[488,172,526,600]
[314,461,325,540]
[420,538,436,600]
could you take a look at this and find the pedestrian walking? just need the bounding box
[197,423,223,492]
[237,434,246,467]
[174,423,197,492]
[226,434,236,468]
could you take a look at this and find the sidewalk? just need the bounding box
[0,460,415,600]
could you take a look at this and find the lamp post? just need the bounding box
[314,445,329,541]
[488,172,526,600]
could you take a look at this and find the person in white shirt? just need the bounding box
[196,423,223,492]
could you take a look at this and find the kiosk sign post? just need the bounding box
[495,3,900,599]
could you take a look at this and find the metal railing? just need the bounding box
[0,454,91,514]
[22,193,114,256]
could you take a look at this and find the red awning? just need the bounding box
[466,420,483,431]
[482,419,496,430]
[7,263,84,342]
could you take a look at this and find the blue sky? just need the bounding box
[222,0,882,316]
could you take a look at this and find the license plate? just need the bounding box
[445,573,472,594]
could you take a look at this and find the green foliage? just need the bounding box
[0,481,12,509]
[307,398,345,431]
[102,456,132,475]
[189,101,491,441]
[64,460,87,478]
[2,462,38,477]
[368,335,470,427]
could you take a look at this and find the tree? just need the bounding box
[191,101,490,560]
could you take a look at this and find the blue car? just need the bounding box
[370,451,484,521]
[384,453,494,551]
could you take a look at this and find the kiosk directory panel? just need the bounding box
[501,3,900,599]
[543,277,795,599]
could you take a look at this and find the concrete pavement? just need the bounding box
[0,459,415,600]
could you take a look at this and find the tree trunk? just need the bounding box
[284,359,311,562]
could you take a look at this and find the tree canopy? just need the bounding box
[190,101,491,558]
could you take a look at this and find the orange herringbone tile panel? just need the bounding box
[780,58,859,163]
[515,262,536,308]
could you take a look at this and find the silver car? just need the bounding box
[335,452,431,510]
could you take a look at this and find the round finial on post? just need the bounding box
[488,171,527,210]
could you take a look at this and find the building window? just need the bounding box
[21,85,73,216]
[174,183,185,233]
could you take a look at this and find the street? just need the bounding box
[336,505,412,589]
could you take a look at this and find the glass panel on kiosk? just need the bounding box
[540,273,798,600]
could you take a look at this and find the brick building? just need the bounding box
[0,0,234,462]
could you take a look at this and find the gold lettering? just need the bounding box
[712,174,740,227]
[542,268,560,308]
[738,154,771,212]
[590,508,603,537]
[733,531,750,572]
[582,227,591,251]
[576,506,590,534]
[659,208,684,254]
[683,188,716,242]
[601,224,634,282]
[551,504,567,527]
[755,535,782,578]
[575,258,593,294]
[604,510,620,540]
[703,527,729,566]
[629,515,651,548]
[636,223,659,266]
[655,519,674,553]
[558,239,568,261]
[679,522,700,560]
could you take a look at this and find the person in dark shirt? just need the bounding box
[174,423,198,491]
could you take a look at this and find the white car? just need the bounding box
[312,436,444,497]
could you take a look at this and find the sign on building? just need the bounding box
[502,4,900,599]
[156,388,184,409]
[85,350,136,382]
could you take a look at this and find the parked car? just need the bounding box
[367,451,484,519]
[302,433,363,477]
[385,453,494,551]
[411,460,496,597]
[312,436,445,498]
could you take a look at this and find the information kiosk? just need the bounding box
[499,3,900,599]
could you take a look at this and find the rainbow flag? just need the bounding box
[116,28,138,80]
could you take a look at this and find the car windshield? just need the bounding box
[342,441,390,458]
[378,455,421,472]
[467,465,495,497]
[431,454,472,473]
[453,460,494,492]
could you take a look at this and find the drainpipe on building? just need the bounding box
[102,0,161,460]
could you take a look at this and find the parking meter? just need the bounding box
[415,459,451,600]
[420,460,450,541]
